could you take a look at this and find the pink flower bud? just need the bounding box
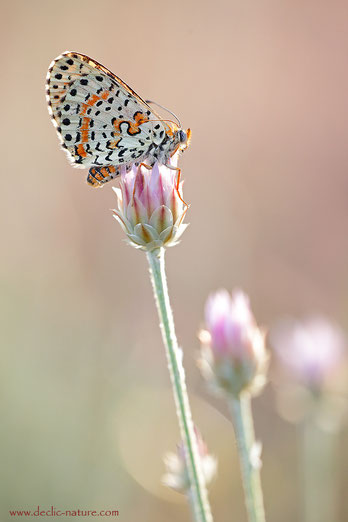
[199,290,268,396]
[205,290,255,358]
[113,160,188,252]
[162,428,217,494]
[271,317,347,391]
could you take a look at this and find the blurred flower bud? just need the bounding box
[270,317,348,427]
[162,428,217,494]
[271,317,346,392]
[199,290,269,397]
[112,160,188,253]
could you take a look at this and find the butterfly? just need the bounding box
[46,52,191,187]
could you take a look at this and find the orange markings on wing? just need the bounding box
[80,117,90,143]
[165,126,174,137]
[112,119,121,132]
[88,94,99,105]
[100,166,116,177]
[80,117,90,130]
[108,139,121,149]
[77,144,87,158]
[127,123,141,135]
[134,112,148,125]
[113,112,149,135]
[128,112,149,135]
[101,90,110,100]
[88,177,99,186]
[80,95,100,115]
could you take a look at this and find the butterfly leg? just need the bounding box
[138,162,153,170]
[164,164,188,209]
[87,166,119,187]
[165,164,182,189]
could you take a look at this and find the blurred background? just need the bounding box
[2,0,348,520]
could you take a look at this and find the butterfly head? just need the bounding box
[177,128,192,151]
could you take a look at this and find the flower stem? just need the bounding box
[229,394,266,522]
[147,248,213,522]
[301,415,339,522]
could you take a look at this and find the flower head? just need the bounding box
[113,160,188,252]
[199,289,268,397]
[271,317,346,391]
[162,428,217,494]
[270,317,348,427]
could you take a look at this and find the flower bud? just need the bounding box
[270,317,348,427]
[271,317,346,393]
[162,429,217,494]
[113,160,188,252]
[199,290,268,397]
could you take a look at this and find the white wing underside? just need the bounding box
[46,52,174,169]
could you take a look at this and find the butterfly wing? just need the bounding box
[46,52,174,169]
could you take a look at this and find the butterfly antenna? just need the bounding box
[145,100,182,127]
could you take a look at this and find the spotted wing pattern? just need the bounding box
[46,52,175,185]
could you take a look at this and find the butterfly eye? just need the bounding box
[178,130,187,143]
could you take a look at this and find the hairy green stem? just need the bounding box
[229,395,266,522]
[147,248,213,522]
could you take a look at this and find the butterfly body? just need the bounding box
[46,52,190,187]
